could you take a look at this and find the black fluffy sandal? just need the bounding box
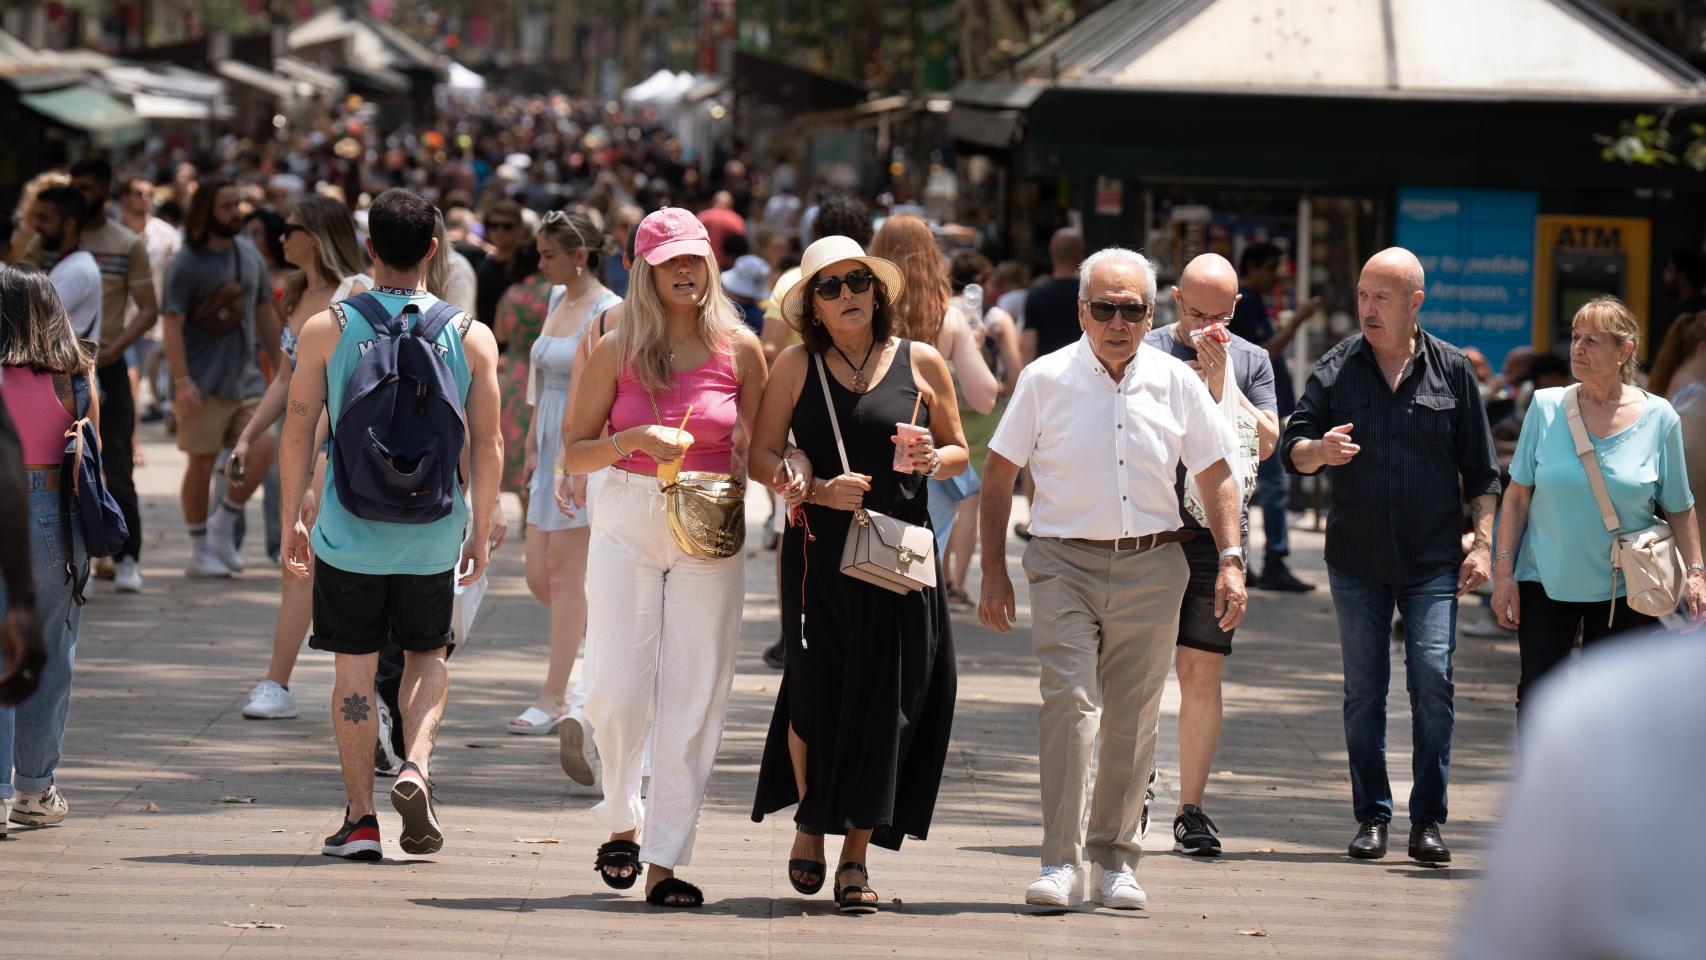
[646,876,704,908]
[594,839,642,890]
[834,862,879,915]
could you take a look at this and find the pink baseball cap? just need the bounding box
[635,207,713,266]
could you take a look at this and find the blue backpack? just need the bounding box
[331,292,469,525]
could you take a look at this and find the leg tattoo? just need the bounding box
[341,693,372,724]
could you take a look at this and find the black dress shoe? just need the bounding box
[762,639,786,670]
[1408,821,1452,864]
[1348,820,1388,859]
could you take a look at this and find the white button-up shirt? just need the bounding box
[989,336,1236,540]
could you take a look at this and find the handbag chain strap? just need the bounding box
[814,352,865,525]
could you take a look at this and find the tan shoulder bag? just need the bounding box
[815,353,936,595]
[1562,384,1685,623]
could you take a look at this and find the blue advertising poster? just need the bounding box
[1396,188,1538,370]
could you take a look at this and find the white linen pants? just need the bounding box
[583,468,743,869]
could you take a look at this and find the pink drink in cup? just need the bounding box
[893,422,929,473]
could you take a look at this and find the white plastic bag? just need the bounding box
[1184,359,1258,526]
[452,554,488,646]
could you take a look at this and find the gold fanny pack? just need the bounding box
[661,470,746,560]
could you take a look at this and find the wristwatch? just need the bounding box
[1689,562,1705,577]
[923,449,943,478]
[1218,546,1244,567]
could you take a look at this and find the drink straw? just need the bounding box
[677,404,694,433]
[908,393,922,426]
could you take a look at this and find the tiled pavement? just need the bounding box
[0,423,1517,958]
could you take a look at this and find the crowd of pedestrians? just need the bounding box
[4,90,1706,919]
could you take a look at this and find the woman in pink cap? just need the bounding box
[560,207,768,908]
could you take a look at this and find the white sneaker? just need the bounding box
[558,713,602,796]
[1025,864,1085,907]
[9,785,69,826]
[114,557,143,593]
[185,546,232,579]
[374,698,405,777]
[242,680,299,720]
[206,509,245,573]
[1091,865,1147,910]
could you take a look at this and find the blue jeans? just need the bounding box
[1255,453,1288,568]
[1327,565,1456,825]
[0,474,85,800]
[926,468,982,554]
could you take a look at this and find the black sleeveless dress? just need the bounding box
[750,340,957,849]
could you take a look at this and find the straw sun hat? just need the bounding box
[779,235,905,331]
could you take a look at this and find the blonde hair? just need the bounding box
[281,196,366,317]
[1648,311,1706,396]
[1573,295,1641,385]
[868,214,951,345]
[618,256,744,394]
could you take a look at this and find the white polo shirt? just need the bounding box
[989,335,1236,540]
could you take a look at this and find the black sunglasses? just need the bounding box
[1083,299,1153,323]
[487,220,519,231]
[280,223,306,239]
[812,268,874,301]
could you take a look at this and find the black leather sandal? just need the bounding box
[834,862,879,915]
[789,828,826,895]
[646,876,704,908]
[594,839,642,890]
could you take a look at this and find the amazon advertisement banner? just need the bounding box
[1396,188,1538,370]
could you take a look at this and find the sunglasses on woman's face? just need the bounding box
[812,268,874,301]
[281,223,305,239]
[1082,299,1153,323]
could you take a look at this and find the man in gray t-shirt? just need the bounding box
[159,180,282,579]
[1140,253,1279,857]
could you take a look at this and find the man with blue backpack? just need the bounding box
[278,189,502,860]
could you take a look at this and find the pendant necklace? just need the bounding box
[832,338,878,392]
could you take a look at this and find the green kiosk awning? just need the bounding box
[20,85,147,147]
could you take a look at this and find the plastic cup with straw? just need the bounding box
[893,393,927,473]
[657,405,694,485]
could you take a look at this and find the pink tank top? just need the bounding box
[608,351,739,474]
[1,366,74,464]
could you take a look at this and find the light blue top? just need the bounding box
[1511,387,1693,602]
[312,290,473,575]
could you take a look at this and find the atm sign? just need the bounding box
[1551,224,1626,250]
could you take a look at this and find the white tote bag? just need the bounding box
[1184,360,1259,525]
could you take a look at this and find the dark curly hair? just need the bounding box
[796,274,897,355]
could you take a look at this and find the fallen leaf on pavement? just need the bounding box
[514,837,560,844]
[1251,847,1275,854]
[223,921,285,929]
[217,796,258,804]
[140,801,159,813]
[1238,929,1268,937]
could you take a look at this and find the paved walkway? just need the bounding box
[0,424,1517,958]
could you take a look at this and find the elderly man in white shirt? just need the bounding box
[978,247,1247,911]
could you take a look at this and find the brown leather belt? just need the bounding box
[1064,530,1195,552]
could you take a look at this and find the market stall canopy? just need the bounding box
[275,56,347,100]
[1000,0,1705,101]
[288,7,446,85]
[444,60,485,94]
[19,84,145,146]
[624,69,696,107]
[216,58,302,103]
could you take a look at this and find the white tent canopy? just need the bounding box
[623,69,697,107]
[1016,0,1706,101]
[444,60,485,93]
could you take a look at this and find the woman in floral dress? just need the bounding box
[493,242,553,499]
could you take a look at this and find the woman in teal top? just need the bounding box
[1491,297,1706,714]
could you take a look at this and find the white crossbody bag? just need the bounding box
[815,353,937,595]
[1562,384,1686,624]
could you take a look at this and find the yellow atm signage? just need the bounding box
[1534,215,1650,356]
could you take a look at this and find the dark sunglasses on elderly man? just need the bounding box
[812,268,874,301]
[1082,298,1153,323]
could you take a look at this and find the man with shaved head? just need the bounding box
[1282,247,1500,865]
[1142,253,1279,855]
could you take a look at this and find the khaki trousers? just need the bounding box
[1023,537,1189,872]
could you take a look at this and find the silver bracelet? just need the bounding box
[610,434,628,458]
[1218,546,1244,566]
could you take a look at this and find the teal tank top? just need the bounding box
[311,290,473,575]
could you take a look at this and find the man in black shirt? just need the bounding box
[1230,243,1320,592]
[475,199,526,331]
[1282,247,1499,867]
[1021,228,1085,363]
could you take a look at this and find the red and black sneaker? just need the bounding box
[390,762,443,856]
[322,810,383,860]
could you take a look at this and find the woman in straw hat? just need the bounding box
[748,235,967,914]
